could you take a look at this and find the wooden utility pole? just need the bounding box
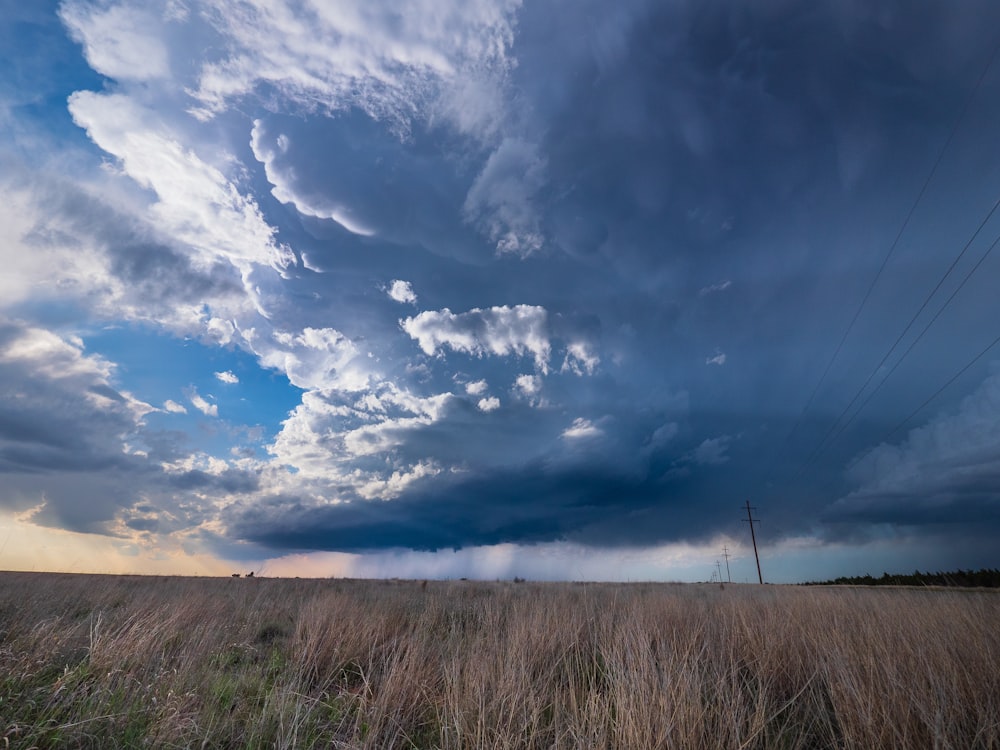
[743,501,763,584]
[722,546,732,583]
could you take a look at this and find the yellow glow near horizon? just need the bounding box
[0,512,232,576]
[3,509,913,584]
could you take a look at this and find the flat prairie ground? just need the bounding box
[0,572,997,749]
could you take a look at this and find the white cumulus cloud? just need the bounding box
[477,396,500,412]
[465,379,489,395]
[214,370,239,384]
[163,399,187,414]
[515,374,541,396]
[387,280,418,305]
[68,92,294,279]
[401,304,552,372]
[255,327,372,392]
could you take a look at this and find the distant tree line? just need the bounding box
[804,568,1000,588]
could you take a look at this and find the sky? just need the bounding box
[2,0,1000,583]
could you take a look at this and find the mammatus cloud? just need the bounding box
[214,370,239,384]
[387,280,418,305]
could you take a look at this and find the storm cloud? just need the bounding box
[2,0,1000,579]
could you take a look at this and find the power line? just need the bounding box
[847,328,1000,469]
[743,501,763,584]
[813,228,1000,462]
[794,197,1000,477]
[777,36,1000,452]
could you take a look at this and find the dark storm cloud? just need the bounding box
[227,464,674,553]
[0,319,141,475]
[5,0,1000,579]
[0,318,161,532]
[106,240,246,310]
[250,113,489,264]
[818,367,1000,536]
[167,467,260,494]
[224,398,771,555]
[0,317,262,535]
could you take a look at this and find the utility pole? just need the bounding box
[722,546,732,583]
[743,501,763,584]
[716,560,723,583]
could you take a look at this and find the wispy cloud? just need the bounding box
[60,3,171,82]
[699,280,732,296]
[693,436,731,466]
[188,389,218,417]
[464,138,547,256]
[562,417,602,440]
[186,0,520,134]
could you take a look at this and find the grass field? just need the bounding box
[0,572,997,749]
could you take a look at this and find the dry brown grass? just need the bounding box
[0,572,997,749]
